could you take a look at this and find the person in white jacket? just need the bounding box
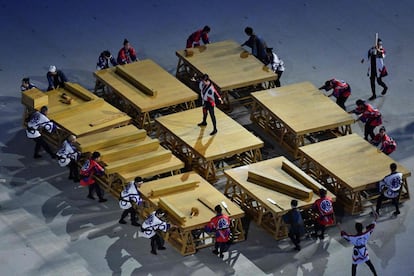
[140,209,171,255]
[26,106,56,159]
[56,135,80,182]
[266,47,285,87]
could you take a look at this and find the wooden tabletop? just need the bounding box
[225,157,334,212]
[251,82,355,135]
[299,134,411,191]
[176,40,277,91]
[139,172,244,230]
[155,107,264,161]
[94,59,198,112]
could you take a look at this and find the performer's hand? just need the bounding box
[361,58,365,64]
[219,98,223,104]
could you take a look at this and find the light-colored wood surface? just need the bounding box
[139,172,244,230]
[155,107,263,161]
[299,133,411,191]
[251,82,355,135]
[21,88,49,109]
[94,59,198,112]
[176,40,277,91]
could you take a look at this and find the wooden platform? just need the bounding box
[175,40,277,109]
[155,107,264,182]
[250,81,355,158]
[298,134,411,214]
[138,172,245,256]
[94,59,198,130]
[224,157,335,240]
[76,124,184,197]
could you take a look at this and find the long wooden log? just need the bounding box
[198,197,217,213]
[281,160,324,193]
[116,66,158,97]
[150,181,199,197]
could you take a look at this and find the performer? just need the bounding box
[80,151,107,203]
[375,163,402,216]
[56,135,80,182]
[197,74,223,136]
[282,199,305,251]
[265,47,285,87]
[118,176,143,226]
[205,205,231,258]
[311,188,335,240]
[186,25,211,48]
[349,99,382,140]
[26,106,56,159]
[140,209,170,255]
[46,65,68,91]
[340,212,378,276]
[21,77,37,91]
[361,38,388,100]
[117,38,138,65]
[242,26,268,64]
[370,126,397,155]
[96,50,117,70]
[319,78,351,110]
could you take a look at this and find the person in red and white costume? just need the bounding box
[319,78,351,110]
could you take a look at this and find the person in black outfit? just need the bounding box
[283,199,305,251]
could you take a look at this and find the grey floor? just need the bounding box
[1,1,413,275]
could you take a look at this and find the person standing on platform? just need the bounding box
[117,38,138,65]
[361,38,388,100]
[319,78,351,110]
[197,74,223,136]
[26,106,56,159]
[265,47,285,87]
[349,99,382,141]
[46,65,68,91]
[311,188,334,240]
[80,151,107,203]
[118,176,143,227]
[375,163,402,216]
[56,135,80,182]
[21,77,37,91]
[282,199,305,251]
[340,211,378,276]
[370,126,397,155]
[205,205,232,258]
[186,25,211,49]
[140,209,171,255]
[241,26,268,64]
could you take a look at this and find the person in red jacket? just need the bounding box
[311,188,335,240]
[117,38,138,65]
[205,205,231,258]
[186,25,210,49]
[80,151,107,202]
[370,126,397,155]
[349,99,382,140]
[319,79,351,110]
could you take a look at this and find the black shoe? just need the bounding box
[212,250,219,255]
[294,245,301,251]
[119,219,127,224]
[68,175,74,180]
[87,195,95,200]
[393,211,400,216]
[319,235,324,240]
[158,246,166,250]
[210,129,217,135]
[198,122,207,127]
[98,198,108,203]
[131,222,140,227]
[50,154,56,159]
[381,88,388,95]
[219,253,224,258]
[151,250,157,255]
[73,178,80,183]
[34,154,42,159]
[368,95,376,101]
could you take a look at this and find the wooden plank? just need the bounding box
[116,65,157,96]
[64,82,99,101]
[21,88,49,110]
[281,160,324,193]
[247,170,313,201]
[158,197,186,223]
[77,125,146,152]
[197,196,217,213]
[150,181,199,197]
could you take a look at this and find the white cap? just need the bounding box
[49,65,56,73]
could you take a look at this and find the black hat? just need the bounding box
[134,176,143,183]
[214,205,222,213]
[123,38,129,45]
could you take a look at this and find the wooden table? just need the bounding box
[155,107,264,182]
[94,59,198,131]
[298,134,411,214]
[224,157,335,240]
[138,172,245,256]
[175,40,277,109]
[250,81,355,158]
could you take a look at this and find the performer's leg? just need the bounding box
[376,194,385,214]
[198,107,208,126]
[209,106,217,135]
[369,76,376,99]
[337,96,347,110]
[119,209,129,224]
[377,77,388,95]
[392,197,400,215]
[351,264,357,276]
[365,260,378,276]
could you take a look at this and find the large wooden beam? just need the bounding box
[150,181,199,197]
[247,170,313,202]
[116,66,158,97]
[197,197,217,213]
[281,160,324,193]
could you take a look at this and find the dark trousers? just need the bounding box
[314,223,326,238]
[120,207,137,223]
[274,71,283,87]
[376,194,400,214]
[336,96,348,110]
[214,241,230,256]
[352,260,377,276]
[202,102,217,130]
[151,233,164,252]
[33,136,54,157]
[364,123,376,141]
[88,183,104,199]
[370,75,387,96]
[68,159,79,180]
[288,231,301,248]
